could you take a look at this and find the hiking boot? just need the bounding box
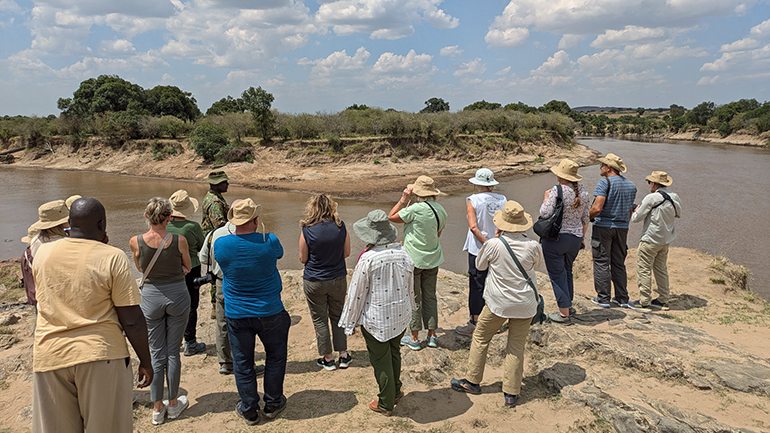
[255,364,265,376]
[184,341,206,356]
[368,400,392,416]
[235,401,259,426]
[591,297,611,308]
[152,404,167,425]
[455,320,476,336]
[569,307,577,316]
[651,299,670,311]
[450,378,481,395]
[628,300,652,312]
[611,298,628,308]
[263,396,287,419]
[338,353,353,369]
[497,322,509,334]
[547,312,572,325]
[427,335,438,348]
[504,393,518,407]
[219,364,233,375]
[400,335,421,351]
[317,357,337,371]
[166,395,189,419]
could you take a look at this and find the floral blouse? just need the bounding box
[539,184,590,238]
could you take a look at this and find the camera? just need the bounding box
[193,271,216,288]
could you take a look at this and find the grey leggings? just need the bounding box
[140,281,191,402]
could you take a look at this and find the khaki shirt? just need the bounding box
[33,238,141,372]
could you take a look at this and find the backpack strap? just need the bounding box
[651,190,678,216]
[498,237,539,302]
[425,202,442,234]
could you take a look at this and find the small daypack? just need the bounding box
[533,185,563,241]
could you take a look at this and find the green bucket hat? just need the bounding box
[353,210,398,246]
[207,170,229,185]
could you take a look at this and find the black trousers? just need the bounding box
[591,226,629,304]
[184,265,202,343]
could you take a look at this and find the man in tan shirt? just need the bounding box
[32,197,153,433]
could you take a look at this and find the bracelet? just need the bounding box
[398,200,406,206]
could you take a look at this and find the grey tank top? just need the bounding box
[138,234,185,285]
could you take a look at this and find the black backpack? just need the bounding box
[533,186,563,241]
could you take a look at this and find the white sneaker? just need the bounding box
[152,404,167,425]
[165,395,189,419]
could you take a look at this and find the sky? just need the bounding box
[1,0,769,116]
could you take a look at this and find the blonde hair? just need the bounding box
[145,197,173,227]
[38,226,66,242]
[413,195,436,204]
[300,194,341,227]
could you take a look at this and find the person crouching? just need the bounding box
[450,201,547,408]
[214,199,289,425]
[339,210,415,416]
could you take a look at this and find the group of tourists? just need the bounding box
[24,152,682,431]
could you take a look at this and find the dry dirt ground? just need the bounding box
[3,138,597,200]
[1,246,768,433]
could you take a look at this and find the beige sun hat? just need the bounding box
[65,195,82,209]
[207,170,229,185]
[30,200,69,231]
[408,175,441,197]
[645,171,673,186]
[550,159,583,182]
[598,153,627,173]
[493,200,533,232]
[21,225,40,244]
[169,189,199,219]
[227,198,261,226]
[353,209,398,246]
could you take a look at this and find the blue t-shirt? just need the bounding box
[593,175,637,229]
[214,232,284,319]
[302,220,347,281]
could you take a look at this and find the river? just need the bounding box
[1,137,768,299]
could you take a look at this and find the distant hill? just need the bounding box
[572,106,633,113]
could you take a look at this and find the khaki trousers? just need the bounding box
[466,306,531,396]
[636,241,670,305]
[303,276,348,356]
[215,279,233,368]
[33,358,133,433]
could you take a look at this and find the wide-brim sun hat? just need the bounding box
[21,225,40,243]
[645,171,673,186]
[469,168,499,186]
[227,198,261,226]
[207,170,229,185]
[30,200,69,231]
[493,200,533,232]
[169,189,200,219]
[550,159,583,182]
[408,175,441,197]
[353,209,398,246]
[598,153,627,173]
[65,195,82,209]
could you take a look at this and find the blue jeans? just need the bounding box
[468,253,488,317]
[542,234,582,309]
[226,310,290,417]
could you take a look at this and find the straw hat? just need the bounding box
[207,170,229,185]
[598,153,627,173]
[169,189,199,219]
[469,168,499,186]
[408,175,441,197]
[550,159,582,182]
[30,200,69,231]
[353,210,398,246]
[21,225,40,244]
[65,195,82,209]
[645,171,673,186]
[493,200,533,232]
[227,198,261,226]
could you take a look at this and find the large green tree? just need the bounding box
[420,97,450,113]
[463,100,501,111]
[240,86,275,140]
[206,96,245,116]
[145,85,201,121]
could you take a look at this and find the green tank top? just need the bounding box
[138,234,185,285]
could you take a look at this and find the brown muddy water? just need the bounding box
[1,137,768,299]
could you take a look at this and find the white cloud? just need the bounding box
[161,73,174,83]
[98,39,136,56]
[496,66,511,75]
[531,50,574,75]
[372,49,435,75]
[720,38,760,52]
[300,47,371,77]
[440,45,463,57]
[316,0,458,40]
[0,0,23,14]
[484,27,529,49]
[33,0,176,18]
[749,18,770,38]
[591,26,668,49]
[558,34,583,50]
[453,58,486,77]
[700,18,770,78]
[697,75,719,85]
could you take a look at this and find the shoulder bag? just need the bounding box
[533,185,563,241]
[425,202,442,234]
[498,237,546,325]
[137,233,172,291]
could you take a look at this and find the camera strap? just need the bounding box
[138,233,172,290]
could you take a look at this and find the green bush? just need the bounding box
[157,115,187,138]
[191,123,228,162]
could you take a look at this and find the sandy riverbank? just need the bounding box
[0,247,768,433]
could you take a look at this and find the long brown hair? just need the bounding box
[571,182,582,209]
[299,194,341,227]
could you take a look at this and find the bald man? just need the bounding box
[32,198,153,433]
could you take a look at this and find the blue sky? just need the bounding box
[1,0,769,116]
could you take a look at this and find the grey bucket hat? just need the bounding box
[353,209,398,246]
[469,168,499,186]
